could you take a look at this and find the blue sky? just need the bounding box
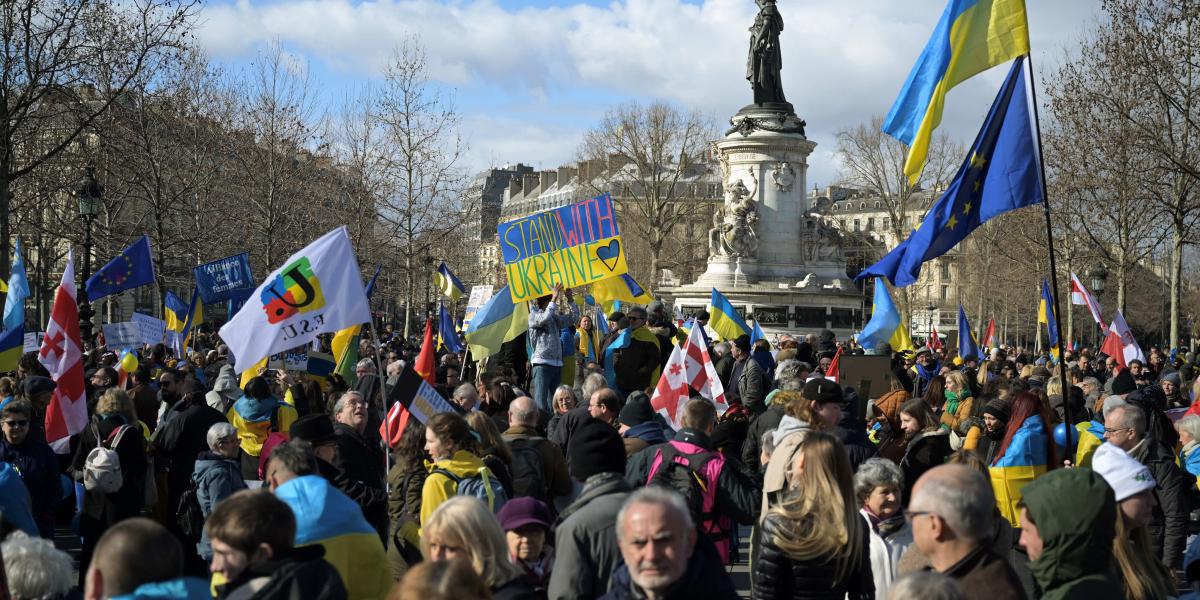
[197,0,1103,188]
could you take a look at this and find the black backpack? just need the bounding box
[176,476,204,542]
[647,444,719,529]
[508,438,549,500]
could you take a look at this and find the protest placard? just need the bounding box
[194,253,255,304]
[497,193,627,302]
[462,285,494,328]
[131,313,167,346]
[22,332,42,353]
[101,322,141,349]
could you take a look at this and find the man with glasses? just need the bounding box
[1102,402,1190,570]
[907,464,1025,600]
[0,401,59,537]
[611,306,661,399]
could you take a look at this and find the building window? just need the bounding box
[940,285,949,301]
[853,219,861,232]
[867,217,875,231]
[875,201,881,208]
[883,217,890,229]
[860,202,866,209]
[940,262,951,280]
[708,184,717,197]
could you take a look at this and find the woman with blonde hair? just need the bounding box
[421,496,537,599]
[940,371,973,435]
[754,432,873,599]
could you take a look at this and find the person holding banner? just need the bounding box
[528,283,579,415]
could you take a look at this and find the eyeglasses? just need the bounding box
[3,420,28,428]
[1103,427,1132,435]
[904,509,938,521]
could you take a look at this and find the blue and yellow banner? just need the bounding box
[498,193,627,302]
[990,414,1048,526]
[591,273,653,313]
[432,262,466,302]
[1039,279,1060,359]
[708,288,751,342]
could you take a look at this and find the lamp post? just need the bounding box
[75,166,103,348]
[1086,265,1107,348]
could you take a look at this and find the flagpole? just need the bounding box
[1022,52,1074,456]
[361,303,391,485]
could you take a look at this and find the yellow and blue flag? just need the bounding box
[1039,279,1060,359]
[181,289,204,348]
[990,414,1048,526]
[860,56,1043,287]
[438,302,464,353]
[464,285,529,360]
[750,320,766,346]
[3,240,28,332]
[708,288,750,342]
[957,304,981,361]
[857,278,915,353]
[591,274,653,313]
[432,262,466,302]
[85,235,156,301]
[0,326,21,373]
[164,292,189,333]
[884,0,1030,183]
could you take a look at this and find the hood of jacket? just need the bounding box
[231,394,282,422]
[213,365,240,397]
[1021,468,1117,591]
[112,577,211,599]
[194,452,239,477]
[274,474,378,545]
[427,449,488,479]
[559,471,631,524]
[623,421,668,445]
[772,414,811,446]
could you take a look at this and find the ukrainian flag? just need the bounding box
[857,278,915,353]
[591,273,653,313]
[0,326,22,373]
[883,0,1030,183]
[708,288,750,342]
[332,265,380,386]
[226,394,297,456]
[275,474,393,600]
[1038,279,1060,360]
[432,262,466,302]
[438,302,464,353]
[164,291,189,332]
[989,413,1048,526]
[181,289,203,348]
[464,286,529,360]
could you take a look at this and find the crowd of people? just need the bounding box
[3,287,1200,600]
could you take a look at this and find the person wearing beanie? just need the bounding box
[967,398,1009,465]
[1018,468,1123,600]
[549,418,631,600]
[730,334,768,415]
[1159,370,1184,408]
[617,391,667,456]
[1089,443,1175,600]
[498,497,555,594]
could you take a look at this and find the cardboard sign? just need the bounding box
[22,332,42,353]
[462,285,494,328]
[497,193,627,302]
[194,253,255,304]
[837,355,897,422]
[268,349,309,371]
[101,322,141,349]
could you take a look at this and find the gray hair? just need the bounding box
[1102,396,1129,419]
[854,457,904,504]
[909,465,995,545]
[775,359,806,391]
[206,422,238,451]
[714,342,731,356]
[616,487,695,543]
[355,358,376,373]
[452,383,479,403]
[887,572,964,600]
[268,441,319,478]
[1177,415,1200,443]
[581,373,608,401]
[1110,403,1146,437]
[1081,376,1101,392]
[1,533,74,600]
[333,391,364,415]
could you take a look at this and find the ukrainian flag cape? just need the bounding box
[989,414,1047,526]
[225,395,296,456]
[275,475,392,600]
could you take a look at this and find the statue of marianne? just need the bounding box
[747,0,786,105]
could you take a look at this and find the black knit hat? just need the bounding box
[567,418,626,481]
[1111,369,1137,395]
[802,378,843,405]
[982,398,1010,423]
[734,334,751,353]
[618,392,655,427]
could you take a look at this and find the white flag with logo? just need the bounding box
[219,227,371,373]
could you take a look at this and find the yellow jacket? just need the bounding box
[419,449,492,529]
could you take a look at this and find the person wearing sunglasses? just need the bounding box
[0,400,59,538]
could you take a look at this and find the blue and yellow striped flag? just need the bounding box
[464,285,529,360]
[432,262,466,302]
[883,0,1030,183]
[1039,279,1060,360]
[708,288,750,342]
[591,274,653,314]
[990,414,1047,526]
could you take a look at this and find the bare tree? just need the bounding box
[578,101,717,285]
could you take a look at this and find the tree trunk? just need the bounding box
[403,253,414,339]
[1171,225,1183,347]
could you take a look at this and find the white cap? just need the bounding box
[1092,442,1156,502]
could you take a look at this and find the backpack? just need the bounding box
[84,423,133,494]
[647,444,719,531]
[508,438,549,500]
[432,466,508,512]
[176,477,204,542]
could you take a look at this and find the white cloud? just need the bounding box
[197,0,1102,187]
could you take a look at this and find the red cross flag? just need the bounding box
[39,250,88,453]
[650,324,728,428]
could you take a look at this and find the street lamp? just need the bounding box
[1085,265,1108,347]
[75,166,103,348]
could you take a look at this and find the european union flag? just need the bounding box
[858,56,1043,287]
[86,236,156,301]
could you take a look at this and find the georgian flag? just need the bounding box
[39,250,88,453]
[651,325,728,428]
[1069,272,1106,333]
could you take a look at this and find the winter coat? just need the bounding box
[71,414,148,526]
[742,401,785,470]
[385,458,426,580]
[738,357,769,415]
[831,424,877,474]
[131,384,160,431]
[547,472,630,600]
[1129,436,1192,569]
[491,576,540,600]
[151,400,227,512]
[420,449,495,527]
[620,420,668,457]
[940,544,1028,600]
[940,390,974,434]
[332,423,388,540]
[714,352,735,390]
[761,415,812,513]
[752,512,875,600]
[602,535,739,600]
[528,302,579,367]
[217,545,347,600]
[861,511,912,598]
[193,451,248,560]
[1020,469,1122,600]
[0,434,59,525]
[613,327,662,394]
[899,429,951,507]
[503,424,574,501]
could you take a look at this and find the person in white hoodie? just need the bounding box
[854,457,914,597]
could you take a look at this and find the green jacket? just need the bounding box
[1021,468,1122,600]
